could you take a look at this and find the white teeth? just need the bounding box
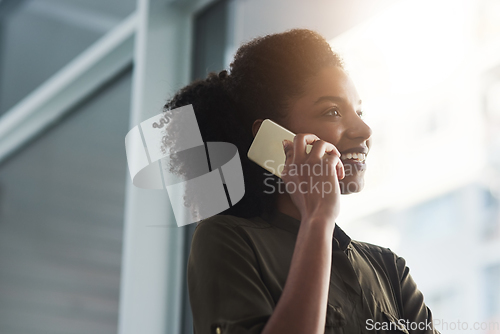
[341,152,366,162]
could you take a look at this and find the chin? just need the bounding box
[339,177,365,194]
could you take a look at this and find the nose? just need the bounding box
[345,113,372,142]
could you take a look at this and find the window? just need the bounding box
[485,264,500,318]
[0,66,132,334]
[0,0,135,116]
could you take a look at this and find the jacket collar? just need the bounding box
[260,207,352,252]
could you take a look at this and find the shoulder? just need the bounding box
[351,239,395,255]
[193,214,272,241]
[197,213,271,230]
[188,215,268,274]
[351,239,409,279]
[350,239,400,268]
[190,214,270,254]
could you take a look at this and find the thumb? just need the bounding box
[282,139,292,173]
[282,139,292,158]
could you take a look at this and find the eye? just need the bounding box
[324,108,340,117]
[357,110,364,119]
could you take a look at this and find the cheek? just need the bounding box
[317,129,342,146]
[283,117,343,145]
[286,119,316,134]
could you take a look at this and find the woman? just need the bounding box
[162,29,440,334]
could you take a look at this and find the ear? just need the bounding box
[252,119,264,138]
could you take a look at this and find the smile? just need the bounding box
[340,152,366,163]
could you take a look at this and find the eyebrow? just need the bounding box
[313,96,362,106]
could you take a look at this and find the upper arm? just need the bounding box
[187,218,274,334]
[395,256,441,334]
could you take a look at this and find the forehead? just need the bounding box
[300,66,361,106]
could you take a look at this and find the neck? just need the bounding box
[275,192,302,222]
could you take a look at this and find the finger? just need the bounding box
[336,159,345,180]
[293,133,320,163]
[325,154,344,180]
[309,140,339,161]
[323,142,342,179]
[324,143,341,158]
[282,139,292,175]
[283,139,293,163]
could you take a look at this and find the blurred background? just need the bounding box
[0,0,499,333]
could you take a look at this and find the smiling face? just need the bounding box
[275,65,372,194]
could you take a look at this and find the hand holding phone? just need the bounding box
[247,119,344,179]
[247,119,344,223]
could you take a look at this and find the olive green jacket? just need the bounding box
[187,208,441,334]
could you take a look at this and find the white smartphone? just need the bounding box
[247,119,312,178]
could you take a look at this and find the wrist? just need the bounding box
[300,215,336,236]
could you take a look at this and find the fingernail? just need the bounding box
[282,140,288,149]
